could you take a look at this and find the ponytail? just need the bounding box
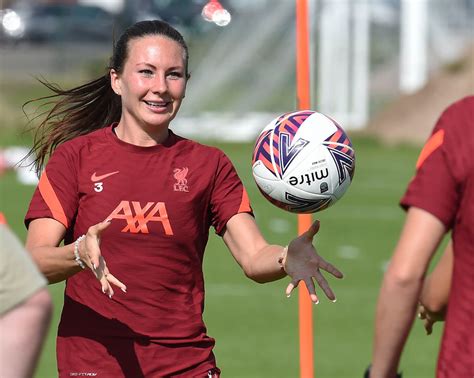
[25,19,189,176]
[25,74,121,175]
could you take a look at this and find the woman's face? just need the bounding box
[110,35,187,130]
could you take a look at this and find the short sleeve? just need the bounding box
[210,151,253,235]
[25,143,79,230]
[400,99,470,229]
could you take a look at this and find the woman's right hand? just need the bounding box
[77,219,127,297]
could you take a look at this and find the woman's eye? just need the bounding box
[139,69,153,76]
[168,71,183,79]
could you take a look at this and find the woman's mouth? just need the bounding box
[144,100,169,108]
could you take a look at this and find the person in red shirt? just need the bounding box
[24,20,343,377]
[368,96,474,378]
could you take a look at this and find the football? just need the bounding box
[251,110,355,213]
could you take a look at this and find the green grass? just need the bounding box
[0,130,446,378]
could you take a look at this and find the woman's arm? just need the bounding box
[26,218,126,296]
[417,241,453,334]
[26,218,79,283]
[420,240,452,313]
[222,213,343,303]
[370,207,446,377]
[222,213,285,282]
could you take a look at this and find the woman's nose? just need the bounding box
[151,74,167,94]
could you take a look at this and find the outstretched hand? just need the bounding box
[77,219,127,298]
[283,220,343,303]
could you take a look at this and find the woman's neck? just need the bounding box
[114,120,170,146]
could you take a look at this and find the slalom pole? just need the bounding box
[295,1,314,377]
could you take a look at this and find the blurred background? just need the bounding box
[0,0,473,377]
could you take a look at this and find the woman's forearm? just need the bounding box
[28,243,82,284]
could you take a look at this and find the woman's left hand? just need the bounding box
[283,220,343,303]
[417,303,445,335]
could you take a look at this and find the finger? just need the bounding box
[285,279,300,297]
[92,259,109,290]
[99,276,109,295]
[86,221,112,267]
[100,276,114,298]
[417,304,424,316]
[424,319,433,335]
[84,237,104,271]
[106,273,127,293]
[318,258,344,279]
[93,257,107,280]
[89,219,112,237]
[305,220,320,240]
[313,271,336,301]
[89,254,101,274]
[303,278,319,304]
[95,220,112,242]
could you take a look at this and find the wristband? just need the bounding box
[74,235,86,269]
[278,246,288,270]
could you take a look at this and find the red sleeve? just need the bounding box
[400,97,472,229]
[25,143,79,229]
[210,151,253,235]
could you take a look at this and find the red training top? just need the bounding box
[401,96,474,378]
[26,125,252,377]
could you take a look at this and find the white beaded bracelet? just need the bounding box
[74,235,86,269]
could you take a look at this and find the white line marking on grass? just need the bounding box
[206,283,255,296]
[206,283,281,297]
[323,206,402,221]
[337,245,360,259]
[268,218,290,233]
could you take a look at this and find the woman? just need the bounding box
[368,96,474,378]
[24,20,343,377]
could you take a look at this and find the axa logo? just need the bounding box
[173,167,189,192]
[106,201,174,235]
[90,171,119,193]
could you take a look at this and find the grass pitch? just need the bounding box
[1,135,443,378]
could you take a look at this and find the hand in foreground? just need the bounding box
[283,220,343,303]
[77,220,127,298]
[417,303,445,335]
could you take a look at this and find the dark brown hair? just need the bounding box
[26,20,189,175]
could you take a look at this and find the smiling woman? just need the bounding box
[110,35,188,145]
[22,20,343,378]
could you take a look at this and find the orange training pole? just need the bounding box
[296,1,314,378]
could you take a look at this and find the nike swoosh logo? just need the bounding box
[91,171,119,182]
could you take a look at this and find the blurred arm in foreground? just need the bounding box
[0,221,52,378]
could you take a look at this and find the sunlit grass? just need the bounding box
[0,132,444,378]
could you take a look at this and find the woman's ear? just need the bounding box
[110,69,121,96]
